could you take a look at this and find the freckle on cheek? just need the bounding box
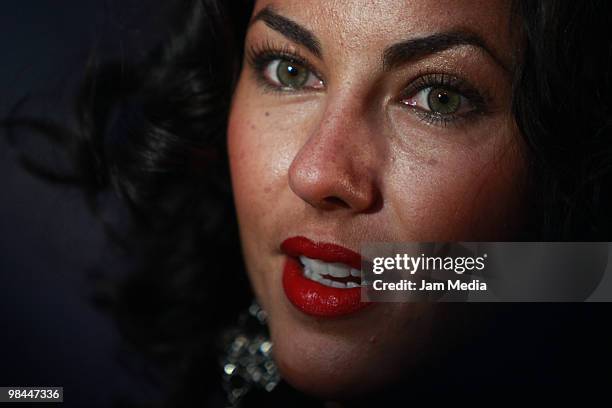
[428,158,438,166]
[265,111,270,117]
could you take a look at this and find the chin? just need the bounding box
[265,301,434,400]
[269,327,393,399]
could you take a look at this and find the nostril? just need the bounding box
[323,196,350,208]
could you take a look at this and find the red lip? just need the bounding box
[281,236,370,317]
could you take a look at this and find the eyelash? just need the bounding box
[398,73,488,127]
[246,41,324,92]
[246,43,489,126]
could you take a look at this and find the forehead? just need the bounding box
[251,0,515,60]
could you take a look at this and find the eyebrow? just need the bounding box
[382,31,510,72]
[250,6,322,58]
[250,7,509,73]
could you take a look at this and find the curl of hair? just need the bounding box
[512,0,612,239]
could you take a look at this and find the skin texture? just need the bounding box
[227,0,526,400]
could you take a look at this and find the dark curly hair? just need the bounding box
[3,0,612,406]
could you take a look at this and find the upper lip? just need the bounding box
[280,236,361,270]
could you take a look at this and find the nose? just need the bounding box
[287,104,381,213]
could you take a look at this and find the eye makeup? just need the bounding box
[397,73,491,127]
[245,40,324,93]
[245,39,495,128]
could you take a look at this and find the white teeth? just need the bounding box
[300,255,353,278]
[300,256,327,274]
[327,263,351,278]
[299,255,361,289]
[299,256,310,268]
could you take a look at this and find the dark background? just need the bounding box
[0,1,162,406]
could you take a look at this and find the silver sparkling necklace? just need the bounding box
[220,302,280,407]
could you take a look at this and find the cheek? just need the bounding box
[227,90,319,227]
[227,105,277,226]
[227,99,275,300]
[385,128,526,240]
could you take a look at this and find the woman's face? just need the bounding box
[228,0,525,399]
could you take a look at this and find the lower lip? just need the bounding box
[282,256,370,317]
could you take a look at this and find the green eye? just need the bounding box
[276,60,309,89]
[427,87,462,114]
[398,74,484,126]
[260,58,323,91]
[401,85,468,117]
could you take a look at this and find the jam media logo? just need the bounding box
[360,242,612,302]
[368,255,489,298]
[361,242,491,301]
